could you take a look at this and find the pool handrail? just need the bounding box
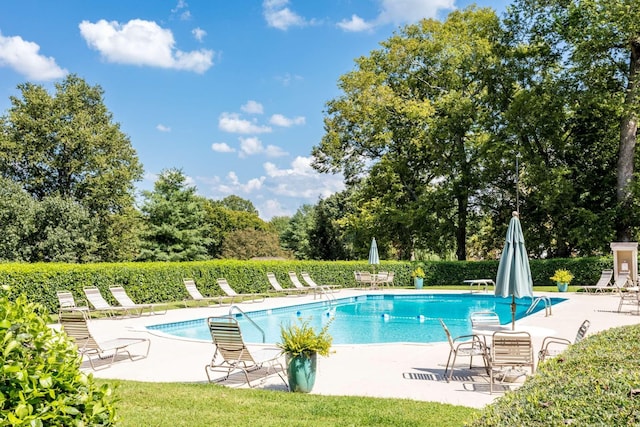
[228,305,265,343]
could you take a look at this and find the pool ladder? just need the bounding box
[314,285,336,305]
[526,296,552,317]
[228,305,266,343]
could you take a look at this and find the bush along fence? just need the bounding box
[0,257,613,314]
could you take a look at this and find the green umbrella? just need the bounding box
[495,212,533,330]
[368,237,380,274]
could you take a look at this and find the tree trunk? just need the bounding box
[616,39,640,241]
[456,193,468,261]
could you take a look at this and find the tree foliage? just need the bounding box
[0,74,143,261]
[313,7,502,260]
[220,228,290,260]
[138,168,211,261]
[503,0,640,244]
[0,288,118,425]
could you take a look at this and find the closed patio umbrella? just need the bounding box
[495,212,533,330]
[368,237,380,275]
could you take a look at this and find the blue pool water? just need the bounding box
[147,294,566,345]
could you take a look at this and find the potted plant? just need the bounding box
[278,318,333,393]
[550,269,574,292]
[411,267,425,289]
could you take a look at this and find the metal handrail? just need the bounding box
[312,284,336,305]
[526,296,552,317]
[228,305,265,343]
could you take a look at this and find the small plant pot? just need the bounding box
[286,353,317,393]
[557,282,568,292]
[414,278,424,289]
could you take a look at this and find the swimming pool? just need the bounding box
[147,294,566,345]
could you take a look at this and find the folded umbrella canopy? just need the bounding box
[369,237,380,275]
[495,212,533,330]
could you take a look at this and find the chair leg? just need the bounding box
[444,350,454,382]
[490,367,494,394]
[448,352,458,382]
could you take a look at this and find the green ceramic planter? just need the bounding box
[557,282,568,292]
[286,353,317,393]
[414,277,424,289]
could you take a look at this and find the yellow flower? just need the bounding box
[550,269,573,284]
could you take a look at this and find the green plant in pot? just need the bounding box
[550,269,573,292]
[411,267,425,289]
[278,318,333,393]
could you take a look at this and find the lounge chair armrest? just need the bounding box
[540,336,571,348]
[452,334,486,344]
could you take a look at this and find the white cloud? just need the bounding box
[241,100,264,114]
[211,142,235,153]
[338,0,455,32]
[221,171,266,194]
[0,32,67,80]
[156,124,171,132]
[79,19,214,73]
[171,0,192,20]
[337,15,374,32]
[218,112,272,134]
[239,137,264,157]
[258,199,290,220]
[378,0,454,24]
[195,156,345,220]
[269,114,305,127]
[263,156,345,198]
[276,73,303,86]
[263,0,307,30]
[264,145,288,157]
[238,137,287,158]
[192,27,206,42]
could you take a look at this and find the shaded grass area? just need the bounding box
[469,324,640,426]
[104,380,478,427]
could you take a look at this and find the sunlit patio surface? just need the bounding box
[70,289,640,409]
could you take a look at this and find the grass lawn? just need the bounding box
[106,380,479,426]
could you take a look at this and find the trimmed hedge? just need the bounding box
[469,324,640,426]
[0,257,613,314]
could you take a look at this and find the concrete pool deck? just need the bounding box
[73,289,640,409]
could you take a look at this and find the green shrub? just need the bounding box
[0,286,118,425]
[469,324,640,426]
[0,257,613,314]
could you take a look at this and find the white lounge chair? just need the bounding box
[56,290,90,318]
[440,319,488,382]
[301,272,340,293]
[470,311,501,328]
[183,278,227,307]
[287,271,313,293]
[489,331,535,394]
[266,272,305,296]
[538,320,590,367]
[216,278,265,303]
[109,286,167,315]
[59,310,150,370]
[83,287,131,317]
[204,316,288,388]
[579,270,614,293]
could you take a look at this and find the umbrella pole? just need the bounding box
[511,294,516,330]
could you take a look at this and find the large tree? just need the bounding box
[138,168,211,261]
[504,0,640,242]
[313,7,501,260]
[0,74,143,260]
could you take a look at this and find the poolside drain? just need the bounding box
[402,372,439,381]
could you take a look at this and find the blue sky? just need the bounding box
[0,0,510,220]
